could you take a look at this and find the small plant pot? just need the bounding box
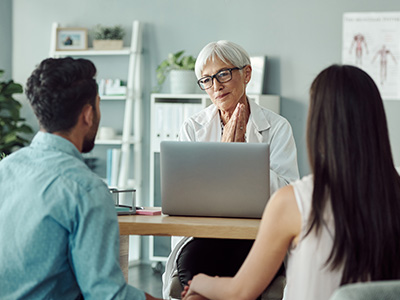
[169,70,197,94]
[93,40,123,50]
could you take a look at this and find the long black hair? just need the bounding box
[306,64,400,284]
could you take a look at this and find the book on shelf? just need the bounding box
[106,148,121,187]
[98,79,127,97]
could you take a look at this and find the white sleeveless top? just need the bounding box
[284,175,343,300]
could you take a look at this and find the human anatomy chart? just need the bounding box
[342,12,400,100]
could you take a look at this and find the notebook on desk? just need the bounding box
[160,141,270,218]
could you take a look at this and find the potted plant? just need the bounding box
[92,25,125,50]
[0,70,33,155]
[155,50,197,94]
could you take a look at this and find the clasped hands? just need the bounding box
[221,103,249,143]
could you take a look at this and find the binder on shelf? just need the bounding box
[183,102,203,122]
[154,103,165,148]
[153,98,206,150]
[106,149,112,186]
[163,103,173,140]
[106,148,121,187]
[170,103,183,140]
[154,102,185,142]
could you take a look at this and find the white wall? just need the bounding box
[11,0,400,202]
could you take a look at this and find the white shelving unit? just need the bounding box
[49,21,143,264]
[148,93,280,261]
[49,21,143,200]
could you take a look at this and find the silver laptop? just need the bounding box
[160,141,270,218]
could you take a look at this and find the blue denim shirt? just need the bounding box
[0,132,145,300]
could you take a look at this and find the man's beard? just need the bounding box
[82,111,99,153]
[82,134,96,153]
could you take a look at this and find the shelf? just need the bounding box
[100,95,127,100]
[95,136,136,145]
[52,47,131,57]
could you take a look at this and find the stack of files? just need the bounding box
[153,101,204,148]
[154,102,183,145]
[183,102,204,121]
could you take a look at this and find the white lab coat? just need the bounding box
[162,99,299,299]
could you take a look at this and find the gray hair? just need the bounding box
[195,40,251,79]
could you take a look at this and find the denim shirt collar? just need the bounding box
[30,131,84,162]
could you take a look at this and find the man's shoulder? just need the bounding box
[8,145,106,193]
[41,152,111,212]
[55,154,106,192]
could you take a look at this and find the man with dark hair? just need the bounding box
[0,58,162,300]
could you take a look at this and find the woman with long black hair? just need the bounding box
[182,65,400,300]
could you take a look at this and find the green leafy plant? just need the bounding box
[155,50,196,92]
[0,70,33,155]
[93,25,125,40]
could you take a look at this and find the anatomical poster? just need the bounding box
[342,12,400,100]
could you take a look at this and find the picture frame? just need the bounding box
[56,27,88,51]
[247,56,268,94]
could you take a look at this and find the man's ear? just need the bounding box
[81,104,93,128]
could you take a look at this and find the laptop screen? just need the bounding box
[160,141,270,218]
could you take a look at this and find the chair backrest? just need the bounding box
[330,281,400,300]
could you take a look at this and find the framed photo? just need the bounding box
[247,56,267,94]
[56,27,88,51]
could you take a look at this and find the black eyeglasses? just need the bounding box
[197,66,246,90]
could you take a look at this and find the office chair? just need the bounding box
[330,280,400,300]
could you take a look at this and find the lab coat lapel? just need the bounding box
[196,105,222,142]
[248,100,271,143]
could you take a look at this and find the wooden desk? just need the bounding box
[118,213,260,239]
[118,212,261,280]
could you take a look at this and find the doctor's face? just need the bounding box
[200,57,251,115]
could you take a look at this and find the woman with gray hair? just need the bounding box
[162,40,299,299]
